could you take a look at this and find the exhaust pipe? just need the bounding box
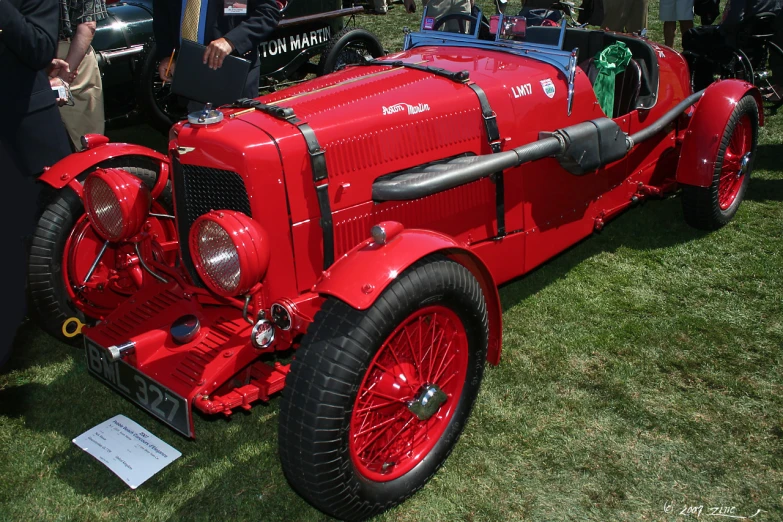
[373,90,704,202]
[95,44,145,68]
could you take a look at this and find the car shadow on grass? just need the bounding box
[497,194,707,312]
[746,143,783,203]
[2,319,75,374]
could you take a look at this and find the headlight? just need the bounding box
[84,168,151,242]
[189,211,270,297]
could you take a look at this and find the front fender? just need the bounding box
[313,228,503,365]
[39,143,167,190]
[676,80,763,187]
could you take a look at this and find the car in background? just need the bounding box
[95,0,384,131]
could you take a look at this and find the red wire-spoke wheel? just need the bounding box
[682,95,758,230]
[717,114,753,211]
[350,305,469,482]
[62,199,177,320]
[279,256,488,521]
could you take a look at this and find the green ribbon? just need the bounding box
[593,41,632,117]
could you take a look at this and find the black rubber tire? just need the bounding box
[27,157,168,345]
[278,256,488,521]
[136,42,188,134]
[316,27,385,76]
[682,94,758,230]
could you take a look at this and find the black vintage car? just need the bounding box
[95,0,384,131]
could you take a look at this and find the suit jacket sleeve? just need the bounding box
[153,0,176,61]
[224,0,280,56]
[0,0,59,70]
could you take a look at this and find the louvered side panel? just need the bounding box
[326,109,482,180]
[333,177,496,257]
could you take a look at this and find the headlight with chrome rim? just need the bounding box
[189,210,270,297]
[83,168,151,242]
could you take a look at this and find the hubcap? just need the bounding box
[63,202,177,319]
[718,114,753,211]
[738,152,752,178]
[407,384,448,421]
[349,305,468,482]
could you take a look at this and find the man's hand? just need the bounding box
[203,38,234,70]
[47,58,72,80]
[158,58,176,82]
[404,0,416,13]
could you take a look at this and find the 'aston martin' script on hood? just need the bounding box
[382,103,431,116]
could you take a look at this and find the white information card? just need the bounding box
[73,414,182,489]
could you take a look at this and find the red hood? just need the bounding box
[233,46,593,217]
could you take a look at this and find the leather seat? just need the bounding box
[579,57,643,118]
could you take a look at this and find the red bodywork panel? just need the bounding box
[78,29,761,436]
[86,280,270,437]
[312,228,503,364]
[676,80,763,187]
[39,142,168,190]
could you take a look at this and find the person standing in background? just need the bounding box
[0,0,73,369]
[601,0,648,33]
[55,0,107,147]
[660,0,694,47]
[154,0,280,105]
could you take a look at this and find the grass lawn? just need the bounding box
[1,2,782,521]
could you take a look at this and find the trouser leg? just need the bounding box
[0,143,40,370]
[769,15,783,85]
[625,0,648,33]
[57,42,105,148]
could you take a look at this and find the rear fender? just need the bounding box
[313,228,503,365]
[676,80,763,187]
[39,143,168,190]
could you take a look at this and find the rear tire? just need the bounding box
[682,94,758,230]
[278,256,488,521]
[316,27,385,76]
[27,157,169,345]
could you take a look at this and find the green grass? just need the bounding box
[2,3,782,521]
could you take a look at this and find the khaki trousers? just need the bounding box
[601,0,648,33]
[372,0,388,13]
[57,41,105,147]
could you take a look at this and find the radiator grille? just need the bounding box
[173,159,252,286]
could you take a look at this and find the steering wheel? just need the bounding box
[431,12,492,39]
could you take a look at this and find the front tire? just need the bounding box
[682,94,758,230]
[278,256,488,521]
[27,157,172,345]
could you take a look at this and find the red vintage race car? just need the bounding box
[38,8,761,521]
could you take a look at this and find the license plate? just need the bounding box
[85,338,192,437]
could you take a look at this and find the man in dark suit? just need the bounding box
[153,0,281,102]
[0,0,73,369]
[0,0,72,176]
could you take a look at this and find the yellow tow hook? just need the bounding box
[62,317,86,338]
